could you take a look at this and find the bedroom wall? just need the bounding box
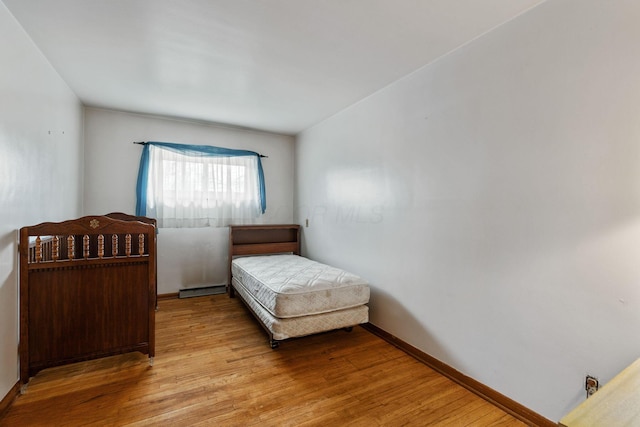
[0,0,83,405]
[295,0,640,421]
[83,108,295,294]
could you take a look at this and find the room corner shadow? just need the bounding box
[365,287,461,367]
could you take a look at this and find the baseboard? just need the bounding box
[361,323,555,427]
[0,381,20,420]
[178,285,226,299]
[157,292,179,301]
[158,286,227,301]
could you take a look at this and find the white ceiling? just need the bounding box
[4,0,545,135]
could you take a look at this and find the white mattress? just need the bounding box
[231,254,370,318]
[233,277,369,341]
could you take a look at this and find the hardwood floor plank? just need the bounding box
[1,295,526,426]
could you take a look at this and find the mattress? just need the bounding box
[231,254,370,318]
[232,277,369,341]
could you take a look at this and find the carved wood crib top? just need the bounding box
[20,215,156,265]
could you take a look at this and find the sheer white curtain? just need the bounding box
[145,145,263,227]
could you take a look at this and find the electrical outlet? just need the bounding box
[586,375,599,398]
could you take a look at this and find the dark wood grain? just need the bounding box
[19,214,156,385]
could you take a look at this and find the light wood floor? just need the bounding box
[2,295,526,426]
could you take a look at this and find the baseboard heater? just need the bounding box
[178,285,227,299]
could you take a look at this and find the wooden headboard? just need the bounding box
[228,224,300,295]
[19,214,157,385]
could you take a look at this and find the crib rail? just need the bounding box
[27,232,148,264]
[20,215,155,268]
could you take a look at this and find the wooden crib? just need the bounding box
[19,214,157,386]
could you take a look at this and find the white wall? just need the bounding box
[295,0,640,421]
[83,108,295,294]
[0,0,83,403]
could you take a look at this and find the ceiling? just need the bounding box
[4,0,545,135]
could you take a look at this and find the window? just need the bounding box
[136,142,266,228]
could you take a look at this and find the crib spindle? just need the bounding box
[83,235,90,259]
[125,234,132,257]
[35,236,42,263]
[52,236,59,261]
[67,235,75,260]
[138,234,145,256]
[112,234,118,257]
[97,234,104,259]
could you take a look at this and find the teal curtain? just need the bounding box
[135,141,266,217]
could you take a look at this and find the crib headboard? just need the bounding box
[19,214,157,384]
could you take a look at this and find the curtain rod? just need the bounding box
[132,141,268,158]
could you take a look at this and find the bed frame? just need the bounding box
[228,224,300,347]
[228,224,368,349]
[19,213,157,386]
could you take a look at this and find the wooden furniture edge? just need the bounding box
[0,381,20,420]
[360,323,555,427]
[19,215,157,384]
[559,357,640,426]
[105,212,158,310]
